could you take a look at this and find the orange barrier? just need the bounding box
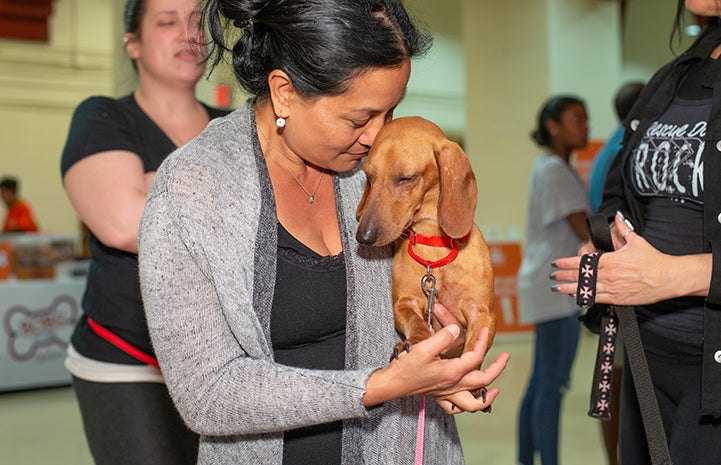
[488,241,534,333]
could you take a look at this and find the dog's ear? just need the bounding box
[435,141,478,238]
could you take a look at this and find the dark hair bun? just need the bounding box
[203,0,431,98]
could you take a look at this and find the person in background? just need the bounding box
[551,1,721,463]
[137,1,510,464]
[587,80,644,465]
[59,0,229,464]
[517,95,591,465]
[1,176,39,233]
[588,81,646,213]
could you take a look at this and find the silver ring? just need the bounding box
[623,229,632,238]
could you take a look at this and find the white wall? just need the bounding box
[548,0,621,139]
[397,0,466,139]
[463,0,692,242]
[0,0,699,237]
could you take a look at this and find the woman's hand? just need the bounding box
[431,303,466,358]
[363,322,510,414]
[577,240,596,256]
[550,212,712,305]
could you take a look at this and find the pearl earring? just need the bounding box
[276,117,286,128]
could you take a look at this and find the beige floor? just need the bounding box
[1,330,610,465]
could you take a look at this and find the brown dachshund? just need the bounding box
[356,116,496,358]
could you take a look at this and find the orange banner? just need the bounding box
[488,241,533,333]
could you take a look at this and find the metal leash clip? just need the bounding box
[421,264,437,329]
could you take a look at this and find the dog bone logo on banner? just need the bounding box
[3,295,79,361]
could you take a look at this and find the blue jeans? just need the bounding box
[518,314,580,465]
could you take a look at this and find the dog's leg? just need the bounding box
[461,304,496,355]
[392,295,433,359]
[457,302,496,400]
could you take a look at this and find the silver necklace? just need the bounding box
[257,123,327,204]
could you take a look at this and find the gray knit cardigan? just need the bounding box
[138,101,464,465]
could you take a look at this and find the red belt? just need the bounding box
[87,317,159,368]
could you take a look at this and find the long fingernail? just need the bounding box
[481,405,492,414]
[549,272,556,280]
[551,285,561,292]
[616,210,626,221]
[551,261,559,268]
[481,387,487,402]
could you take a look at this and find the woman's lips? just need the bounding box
[177,49,198,61]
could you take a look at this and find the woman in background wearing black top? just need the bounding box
[552,1,721,463]
[59,0,228,464]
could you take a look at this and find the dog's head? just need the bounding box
[355,116,478,246]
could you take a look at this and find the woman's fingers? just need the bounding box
[577,240,596,255]
[432,303,459,327]
[479,350,511,381]
[431,304,466,357]
[549,268,579,283]
[411,326,510,398]
[442,350,510,412]
[549,213,634,296]
[548,212,679,306]
[549,256,582,296]
[423,324,461,355]
[437,385,502,414]
[455,386,500,413]
[611,211,635,249]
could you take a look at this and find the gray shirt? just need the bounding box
[138,101,464,464]
[517,153,591,325]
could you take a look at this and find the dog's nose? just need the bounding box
[355,227,377,245]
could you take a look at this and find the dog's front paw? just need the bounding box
[390,340,412,361]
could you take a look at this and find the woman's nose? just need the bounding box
[358,117,387,147]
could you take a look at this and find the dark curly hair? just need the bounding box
[202,0,431,99]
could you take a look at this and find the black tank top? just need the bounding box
[270,222,347,465]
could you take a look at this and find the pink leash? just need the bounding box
[406,229,471,465]
[415,395,427,464]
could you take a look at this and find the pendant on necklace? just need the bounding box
[308,196,315,204]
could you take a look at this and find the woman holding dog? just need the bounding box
[137,1,509,464]
[60,0,229,463]
[551,1,721,463]
[517,95,591,465]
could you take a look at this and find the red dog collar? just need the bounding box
[406,228,471,269]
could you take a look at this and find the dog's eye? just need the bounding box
[396,174,419,185]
